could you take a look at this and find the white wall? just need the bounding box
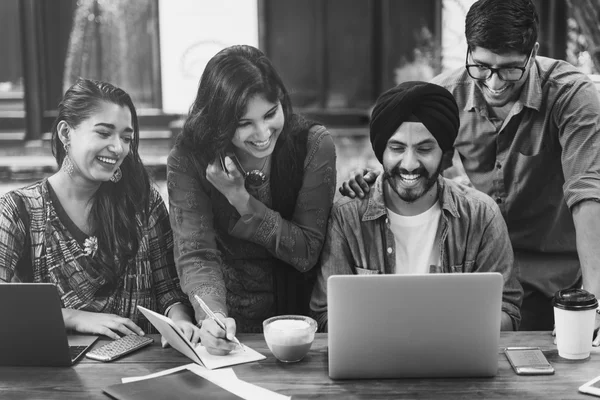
[158,0,259,114]
[441,0,477,71]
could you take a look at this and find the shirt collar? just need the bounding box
[521,58,542,111]
[363,174,459,221]
[464,77,481,112]
[437,177,460,219]
[362,174,388,221]
[463,59,543,113]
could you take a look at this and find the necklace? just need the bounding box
[231,154,270,186]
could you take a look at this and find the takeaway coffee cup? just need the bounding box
[552,288,598,360]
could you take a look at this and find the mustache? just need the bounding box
[389,165,429,178]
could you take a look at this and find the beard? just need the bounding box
[383,162,442,203]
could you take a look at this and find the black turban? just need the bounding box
[370,81,459,163]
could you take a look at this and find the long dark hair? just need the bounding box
[178,45,297,162]
[177,45,314,218]
[466,0,538,55]
[51,78,151,280]
[176,46,318,316]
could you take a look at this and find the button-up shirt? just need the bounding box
[310,175,523,331]
[431,57,600,296]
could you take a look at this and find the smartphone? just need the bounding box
[218,153,229,173]
[504,347,554,375]
[218,151,244,175]
[580,375,600,397]
[85,335,154,362]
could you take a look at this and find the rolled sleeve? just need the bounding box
[557,78,600,208]
[563,174,600,209]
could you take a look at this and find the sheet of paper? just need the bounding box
[121,363,237,384]
[137,305,265,369]
[121,364,189,383]
[120,363,288,400]
[187,364,291,400]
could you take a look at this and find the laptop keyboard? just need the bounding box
[70,345,89,361]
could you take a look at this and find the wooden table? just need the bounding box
[1,332,599,399]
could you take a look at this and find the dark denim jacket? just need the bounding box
[310,175,523,331]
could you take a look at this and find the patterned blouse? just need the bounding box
[168,126,336,332]
[0,180,187,333]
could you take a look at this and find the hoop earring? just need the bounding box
[62,143,74,176]
[110,167,122,183]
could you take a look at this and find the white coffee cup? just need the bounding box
[553,288,598,360]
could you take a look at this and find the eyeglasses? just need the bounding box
[465,50,533,82]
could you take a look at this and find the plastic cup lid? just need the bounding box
[552,288,598,311]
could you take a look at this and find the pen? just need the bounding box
[193,294,244,351]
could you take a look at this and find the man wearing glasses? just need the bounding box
[433,0,600,333]
[342,0,600,334]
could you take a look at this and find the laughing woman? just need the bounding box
[0,79,200,343]
[168,45,336,354]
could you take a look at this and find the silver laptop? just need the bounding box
[327,273,502,379]
[0,283,98,366]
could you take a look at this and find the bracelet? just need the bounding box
[164,301,182,318]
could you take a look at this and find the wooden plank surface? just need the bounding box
[0,332,598,399]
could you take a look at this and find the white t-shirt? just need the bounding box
[387,202,442,274]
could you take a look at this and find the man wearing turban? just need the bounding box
[341,0,600,338]
[310,81,522,333]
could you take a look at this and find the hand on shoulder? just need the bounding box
[338,168,379,198]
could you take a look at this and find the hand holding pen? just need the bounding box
[194,295,244,355]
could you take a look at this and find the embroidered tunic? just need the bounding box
[167,126,336,332]
[0,180,187,333]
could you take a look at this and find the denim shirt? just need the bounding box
[310,175,523,331]
[432,57,600,296]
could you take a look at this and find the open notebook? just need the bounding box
[137,306,265,369]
